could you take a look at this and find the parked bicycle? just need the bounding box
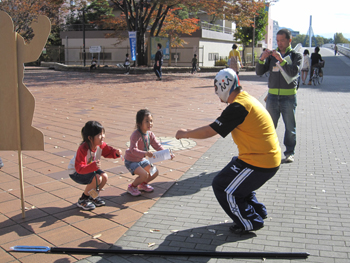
[311,61,325,85]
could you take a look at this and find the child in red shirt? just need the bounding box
[69,121,122,210]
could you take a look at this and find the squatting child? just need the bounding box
[124,109,174,196]
[68,121,122,210]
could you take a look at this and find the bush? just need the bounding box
[215,59,228,66]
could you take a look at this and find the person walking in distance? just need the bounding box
[334,44,338,56]
[256,29,302,163]
[176,68,281,234]
[301,49,310,85]
[228,44,243,75]
[154,43,163,81]
[191,54,198,74]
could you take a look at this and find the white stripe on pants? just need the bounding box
[225,167,254,230]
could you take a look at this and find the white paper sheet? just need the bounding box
[149,149,171,164]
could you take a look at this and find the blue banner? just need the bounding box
[128,31,137,61]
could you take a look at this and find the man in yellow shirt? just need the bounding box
[176,68,280,234]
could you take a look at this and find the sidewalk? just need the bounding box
[0,70,267,262]
[79,53,350,262]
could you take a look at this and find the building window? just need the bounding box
[208,53,219,61]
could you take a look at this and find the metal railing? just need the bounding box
[36,46,204,67]
[60,24,108,31]
[323,43,350,58]
[200,21,234,35]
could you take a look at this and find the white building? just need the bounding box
[60,3,274,67]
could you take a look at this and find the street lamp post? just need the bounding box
[252,15,255,66]
[135,1,139,67]
[82,7,86,67]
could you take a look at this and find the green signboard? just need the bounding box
[150,37,170,60]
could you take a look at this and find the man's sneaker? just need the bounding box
[262,214,268,219]
[89,196,106,207]
[229,224,264,235]
[138,183,154,192]
[127,184,141,196]
[77,198,96,211]
[284,155,294,163]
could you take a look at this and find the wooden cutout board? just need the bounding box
[0,11,50,151]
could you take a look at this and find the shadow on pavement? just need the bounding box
[106,224,256,263]
[164,171,219,198]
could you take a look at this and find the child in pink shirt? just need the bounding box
[124,109,174,196]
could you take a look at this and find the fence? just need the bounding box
[200,21,235,35]
[38,45,204,67]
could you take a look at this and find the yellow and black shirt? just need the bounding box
[210,91,281,169]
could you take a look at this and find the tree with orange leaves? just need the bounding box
[109,0,264,65]
[0,0,64,42]
[159,7,200,48]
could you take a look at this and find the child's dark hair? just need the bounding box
[81,121,105,145]
[126,53,129,57]
[194,54,197,57]
[136,109,152,129]
[303,49,309,55]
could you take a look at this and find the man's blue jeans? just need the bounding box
[154,64,162,79]
[266,94,297,157]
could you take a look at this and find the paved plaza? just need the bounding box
[1,48,350,262]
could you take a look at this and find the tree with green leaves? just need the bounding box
[233,6,268,62]
[292,34,338,48]
[334,33,350,44]
[65,0,119,29]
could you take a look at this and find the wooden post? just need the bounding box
[14,32,26,218]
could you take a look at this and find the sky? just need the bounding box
[270,0,350,39]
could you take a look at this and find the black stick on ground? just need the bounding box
[10,246,310,259]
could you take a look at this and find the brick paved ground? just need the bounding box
[77,50,350,263]
[0,69,267,262]
[2,48,350,263]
